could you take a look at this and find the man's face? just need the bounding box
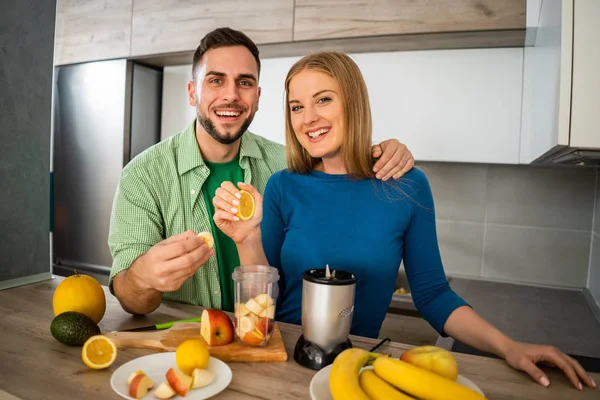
[188,46,261,145]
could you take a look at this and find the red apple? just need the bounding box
[153,382,176,399]
[165,367,192,397]
[255,317,274,337]
[200,309,234,346]
[128,372,155,398]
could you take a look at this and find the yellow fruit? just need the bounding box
[400,345,459,381]
[176,339,210,375]
[53,270,106,323]
[197,231,214,249]
[236,190,255,221]
[82,335,117,369]
[359,369,416,400]
[329,348,380,400]
[372,357,486,400]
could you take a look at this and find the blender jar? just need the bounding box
[232,265,280,347]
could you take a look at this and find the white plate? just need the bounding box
[110,353,232,399]
[309,364,484,400]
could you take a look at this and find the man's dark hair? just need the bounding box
[192,27,261,80]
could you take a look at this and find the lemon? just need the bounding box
[236,190,255,221]
[82,335,117,369]
[176,339,210,375]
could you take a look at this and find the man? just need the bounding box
[108,27,415,315]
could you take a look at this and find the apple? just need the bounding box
[128,372,155,399]
[127,370,145,385]
[400,345,459,381]
[254,293,274,308]
[200,309,234,346]
[153,382,176,399]
[242,329,265,346]
[255,317,273,337]
[258,305,275,319]
[191,368,215,389]
[165,367,192,397]
[234,302,250,318]
[237,315,255,338]
[245,298,264,315]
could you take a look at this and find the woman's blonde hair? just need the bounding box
[284,51,375,179]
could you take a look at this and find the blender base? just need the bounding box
[293,334,352,370]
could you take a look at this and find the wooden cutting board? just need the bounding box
[105,322,288,363]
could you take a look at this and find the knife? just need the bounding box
[118,317,201,332]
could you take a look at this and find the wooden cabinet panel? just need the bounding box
[294,0,525,41]
[130,0,294,57]
[54,0,133,65]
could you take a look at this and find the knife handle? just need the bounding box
[156,317,201,330]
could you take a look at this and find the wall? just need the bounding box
[419,162,596,288]
[0,0,56,287]
[589,174,600,306]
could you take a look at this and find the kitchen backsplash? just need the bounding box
[415,162,597,290]
[588,174,600,307]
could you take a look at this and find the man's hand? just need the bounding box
[371,139,415,181]
[129,230,214,293]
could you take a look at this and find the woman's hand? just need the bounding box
[212,182,263,244]
[502,340,596,390]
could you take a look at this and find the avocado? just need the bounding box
[50,311,101,346]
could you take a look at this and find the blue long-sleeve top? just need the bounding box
[261,167,469,339]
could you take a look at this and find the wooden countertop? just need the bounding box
[0,276,598,400]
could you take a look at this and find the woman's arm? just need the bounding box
[401,170,595,390]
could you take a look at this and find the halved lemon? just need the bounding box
[82,335,117,369]
[236,190,255,221]
[197,231,214,249]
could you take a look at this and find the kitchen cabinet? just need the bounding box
[520,0,600,165]
[293,0,525,41]
[129,0,294,57]
[54,0,133,66]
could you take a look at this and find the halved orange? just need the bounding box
[236,190,255,221]
[82,335,117,369]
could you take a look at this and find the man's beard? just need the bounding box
[197,108,254,145]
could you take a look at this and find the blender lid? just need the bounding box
[302,266,356,286]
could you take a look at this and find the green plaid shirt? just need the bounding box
[107,119,287,309]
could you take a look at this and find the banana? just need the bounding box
[373,357,487,400]
[359,369,416,400]
[329,348,380,400]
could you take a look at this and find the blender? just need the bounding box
[293,265,357,370]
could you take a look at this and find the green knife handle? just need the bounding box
[156,317,201,330]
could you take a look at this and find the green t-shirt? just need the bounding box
[201,155,244,312]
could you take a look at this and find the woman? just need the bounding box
[212,51,595,391]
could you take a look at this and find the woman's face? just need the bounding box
[288,69,344,161]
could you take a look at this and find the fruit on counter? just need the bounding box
[236,189,255,221]
[200,309,234,346]
[50,311,101,346]
[197,231,214,250]
[81,335,117,369]
[359,369,415,400]
[128,371,155,399]
[154,382,176,399]
[52,270,106,323]
[372,357,486,400]
[176,339,210,375]
[191,368,216,389]
[329,348,381,400]
[166,367,193,397]
[241,329,265,346]
[399,345,459,381]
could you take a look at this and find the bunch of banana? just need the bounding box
[329,348,487,400]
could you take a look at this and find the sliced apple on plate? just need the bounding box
[191,368,215,389]
[165,367,192,397]
[128,371,155,399]
[154,381,176,399]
